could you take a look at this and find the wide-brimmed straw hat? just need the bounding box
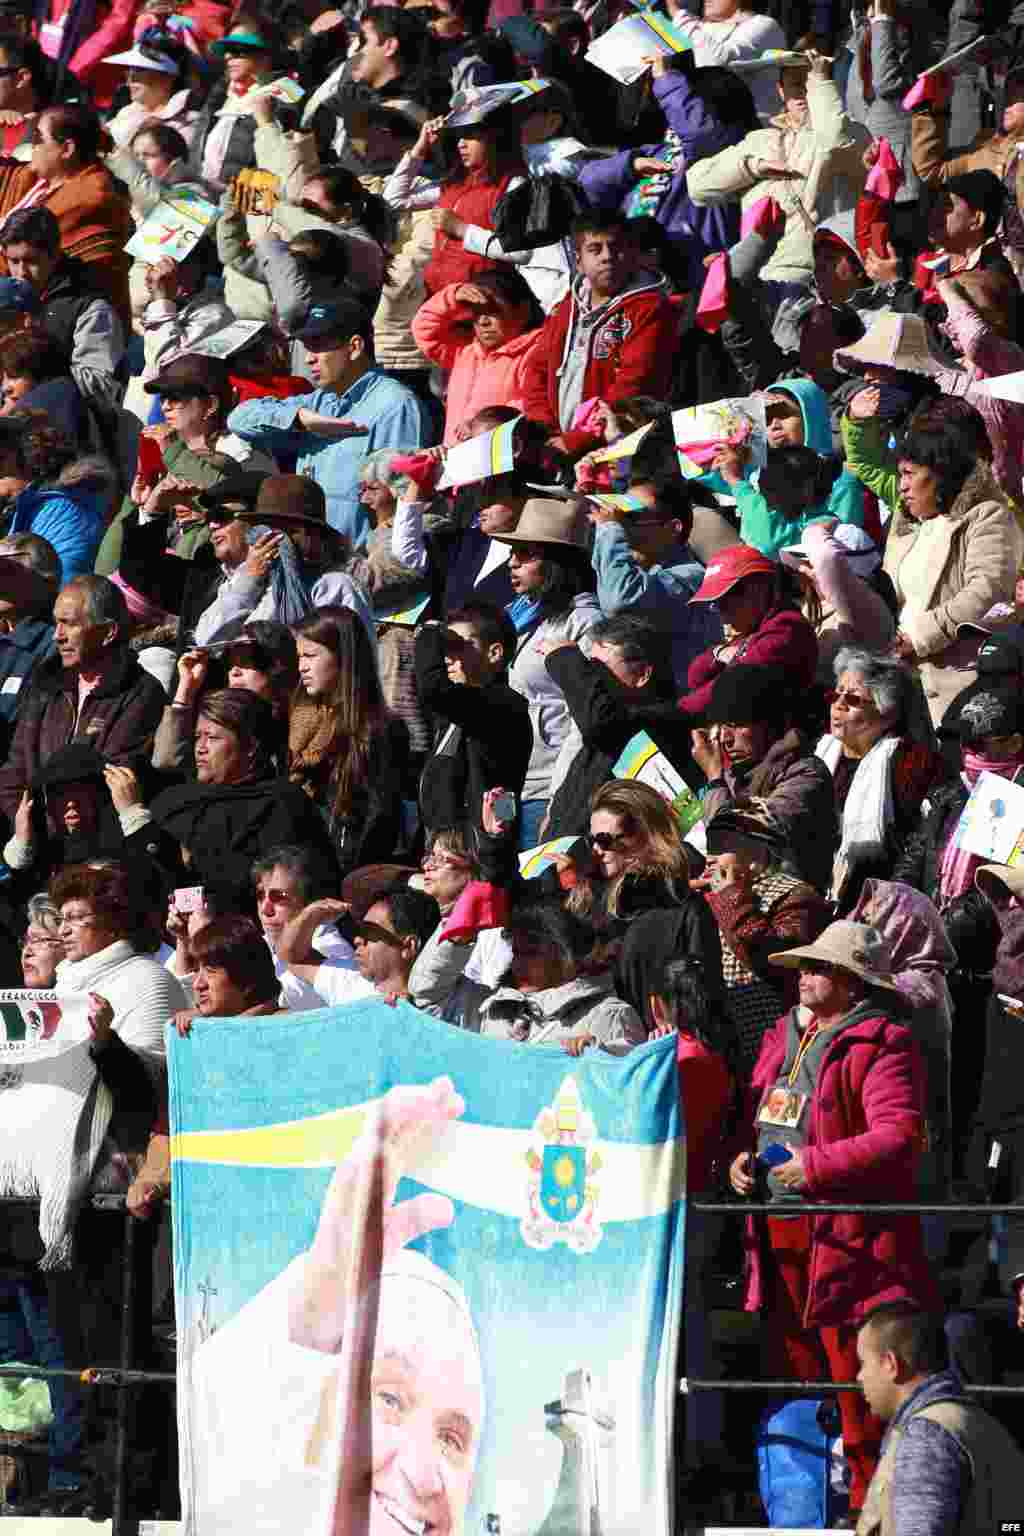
[768,920,902,992]
[490,498,589,549]
[834,311,947,378]
[976,864,1024,903]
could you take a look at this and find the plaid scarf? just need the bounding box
[721,871,804,987]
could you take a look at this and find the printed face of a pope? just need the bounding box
[289,1077,484,1536]
[362,1259,484,1536]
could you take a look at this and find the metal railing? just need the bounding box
[683,1195,1024,1401]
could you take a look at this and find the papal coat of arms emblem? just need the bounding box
[522,1075,603,1252]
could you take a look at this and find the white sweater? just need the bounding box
[55,940,188,1067]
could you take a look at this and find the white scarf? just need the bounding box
[0,987,109,1268]
[816,733,900,901]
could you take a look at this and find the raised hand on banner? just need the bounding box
[289,1074,465,1355]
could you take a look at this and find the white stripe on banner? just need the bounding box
[175,1111,687,1223]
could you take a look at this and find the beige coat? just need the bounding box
[685,73,871,284]
[884,463,1021,722]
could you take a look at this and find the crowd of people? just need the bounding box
[2,0,1024,1523]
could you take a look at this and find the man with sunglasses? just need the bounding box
[728,919,938,1522]
[277,881,438,1007]
[587,471,721,689]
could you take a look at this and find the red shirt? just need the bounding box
[677,1034,733,1194]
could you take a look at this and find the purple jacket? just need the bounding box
[740,1005,939,1327]
[577,71,742,290]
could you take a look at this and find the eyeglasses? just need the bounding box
[21,935,63,951]
[204,508,243,527]
[589,831,629,852]
[421,854,470,871]
[58,911,97,931]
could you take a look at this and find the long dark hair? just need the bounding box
[440,121,524,186]
[304,166,399,252]
[292,607,391,821]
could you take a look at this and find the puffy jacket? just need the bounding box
[8,482,106,585]
[740,1003,938,1326]
[687,73,871,285]
[680,603,819,718]
[520,272,678,455]
[884,463,1021,723]
[0,648,165,825]
[412,284,543,445]
[422,167,524,295]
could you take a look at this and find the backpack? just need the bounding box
[492,173,589,252]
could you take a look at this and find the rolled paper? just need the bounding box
[695,252,730,334]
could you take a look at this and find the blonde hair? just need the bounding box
[568,780,689,919]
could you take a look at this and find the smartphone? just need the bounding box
[493,792,517,823]
[174,885,205,914]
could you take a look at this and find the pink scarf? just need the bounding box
[938,754,1024,907]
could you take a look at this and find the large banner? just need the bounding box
[169,999,686,1536]
[0,990,102,1267]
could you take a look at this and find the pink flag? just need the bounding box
[902,71,948,111]
[740,196,784,240]
[695,254,730,334]
[864,138,904,201]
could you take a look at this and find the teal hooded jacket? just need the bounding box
[698,376,865,558]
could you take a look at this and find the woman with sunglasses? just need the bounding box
[817,647,942,912]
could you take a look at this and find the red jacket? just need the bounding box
[520,275,678,455]
[678,1035,733,1195]
[741,1005,939,1327]
[680,605,819,717]
[423,168,522,295]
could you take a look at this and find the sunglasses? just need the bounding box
[589,831,629,852]
[204,507,246,526]
[356,921,404,947]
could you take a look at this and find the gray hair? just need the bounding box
[833,648,917,728]
[60,574,129,633]
[357,448,421,492]
[25,893,61,937]
[251,844,335,905]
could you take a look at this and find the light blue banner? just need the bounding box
[170,999,685,1536]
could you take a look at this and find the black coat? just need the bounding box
[415,625,531,839]
[543,647,699,841]
[150,775,337,889]
[891,778,968,907]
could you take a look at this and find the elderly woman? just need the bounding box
[884,426,1020,724]
[694,803,831,1082]
[729,920,938,1522]
[816,648,943,911]
[150,689,336,888]
[50,861,186,1092]
[20,893,65,989]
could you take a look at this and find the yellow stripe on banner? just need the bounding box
[172,1109,685,1222]
[489,421,513,476]
[641,11,683,50]
[171,1102,370,1169]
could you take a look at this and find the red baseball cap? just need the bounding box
[689,544,777,603]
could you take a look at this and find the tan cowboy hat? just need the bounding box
[768,920,902,992]
[834,311,947,378]
[976,863,1024,902]
[490,498,590,549]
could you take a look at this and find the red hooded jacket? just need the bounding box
[740,1004,939,1327]
[520,273,679,455]
[680,605,819,717]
